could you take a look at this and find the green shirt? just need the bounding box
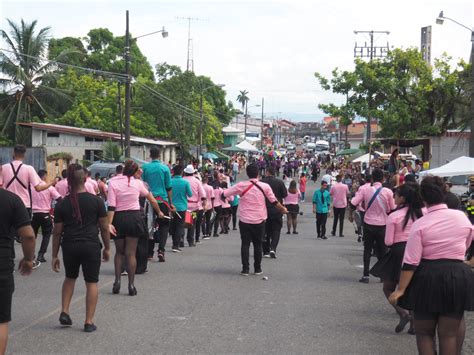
[142,160,172,202]
[171,176,192,211]
[312,189,331,214]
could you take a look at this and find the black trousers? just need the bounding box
[170,211,185,248]
[331,207,346,236]
[263,215,283,254]
[202,209,212,236]
[316,213,328,237]
[239,221,265,272]
[212,206,222,235]
[187,210,204,244]
[231,205,238,229]
[136,235,149,274]
[362,223,387,277]
[156,203,170,252]
[31,212,53,256]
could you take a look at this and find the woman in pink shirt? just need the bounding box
[107,160,164,296]
[284,180,300,234]
[219,181,233,234]
[298,173,307,202]
[370,182,424,334]
[390,176,474,355]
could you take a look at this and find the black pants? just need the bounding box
[332,207,346,236]
[62,241,101,283]
[231,205,238,229]
[136,235,149,274]
[316,213,328,237]
[170,211,185,248]
[31,212,53,256]
[212,206,222,236]
[239,221,265,272]
[187,210,204,244]
[202,210,212,236]
[156,203,170,252]
[263,215,283,254]
[362,223,387,277]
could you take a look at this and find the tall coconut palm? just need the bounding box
[0,19,71,143]
[236,90,249,112]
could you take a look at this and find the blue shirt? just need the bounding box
[171,176,192,211]
[312,189,331,214]
[230,194,239,207]
[142,160,172,202]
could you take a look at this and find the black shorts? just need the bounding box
[113,210,147,240]
[0,274,14,323]
[62,241,101,283]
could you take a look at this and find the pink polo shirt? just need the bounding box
[330,182,349,208]
[385,206,426,246]
[32,181,61,213]
[55,179,69,197]
[224,179,277,224]
[221,191,234,209]
[403,204,473,267]
[107,175,149,212]
[213,187,223,207]
[351,182,395,226]
[203,183,215,209]
[85,177,98,195]
[183,176,206,212]
[284,191,300,205]
[1,160,42,208]
[353,183,371,212]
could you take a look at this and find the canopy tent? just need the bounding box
[336,148,362,156]
[236,140,259,152]
[209,150,230,160]
[202,152,218,160]
[419,156,474,177]
[351,151,385,164]
[221,145,245,152]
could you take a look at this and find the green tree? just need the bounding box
[236,90,249,111]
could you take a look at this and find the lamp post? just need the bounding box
[260,97,265,150]
[124,10,168,158]
[198,83,225,159]
[243,103,261,142]
[436,11,474,157]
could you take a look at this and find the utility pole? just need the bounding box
[177,17,204,72]
[260,98,264,149]
[244,100,248,140]
[117,81,124,153]
[124,10,131,158]
[199,92,203,159]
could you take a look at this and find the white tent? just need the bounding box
[236,140,259,152]
[419,156,474,177]
[351,152,385,164]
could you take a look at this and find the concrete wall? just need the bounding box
[430,134,469,168]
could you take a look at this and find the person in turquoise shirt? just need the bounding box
[230,191,239,230]
[312,180,331,239]
[142,147,174,262]
[170,165,192,252]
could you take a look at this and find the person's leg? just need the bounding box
[362,224,375,277]
[0,323,8,355]
[316,213,322,237]
[332,207,339,235]
[195,210,203,242]
[114,239,125,283]
[157,204,170,254]
[239,222,251,272]
[124,237,139,287]
[84,282,98,325]
[231,206,238,230]
[263,220,271,255]
[61,278,77,314]
[456,316,466,354]
[293,214,298,233]
[270,216,282,253]
[213,207,222,236]
[413,314,437,355]
[252,223,265,272]
[321,213,328,237]
[205,210,212,236]
[38,214,53,258]
[437,314,464,355]
[374,226,387,260]
[338,208,346,236]
[287,214,292,234]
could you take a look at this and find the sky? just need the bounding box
[1,0,473,122]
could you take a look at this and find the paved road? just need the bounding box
[7,178,474,354]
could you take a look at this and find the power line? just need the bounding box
[176,17,207,72]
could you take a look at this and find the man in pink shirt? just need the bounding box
[183,165,207,246]
[84,169,99,195]
[223,163,287,275]
[330,175,349,238]
[0,145,54,211]
[54,170,69,198]
[351,168,395,283]
[31,170,61,266]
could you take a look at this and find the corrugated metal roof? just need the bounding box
[18,122,177,146]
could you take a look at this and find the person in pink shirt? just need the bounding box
[351,168,395,283]
[349,174,372,242]
[183,165,207,246]
[107,160,164,296]
[0,145,54,210]
[298,173,307,202]
[31,169,62,266]
[222,163,287,275]
[284,180,300,234]
[54,170,69,198]
[370,182,424,335]
[390,176,474,355]
[330,175,350,238]
[219,181,234,234]
[212,184,223,237]
[201,175,215,240]
[84,169,99,195]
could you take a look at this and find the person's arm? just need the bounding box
[223,182,244,198]
[164,169,175,211]
[17,225,35,275]
[98,216,111,261]
[32,168,54,192]
[384,216,396,246]
[106,183,117,236]
[146,192,165,218]
[312,191,318,214]
[51,221,63,272]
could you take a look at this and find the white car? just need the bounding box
[286,144,296,151]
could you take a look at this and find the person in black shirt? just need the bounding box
[0,189,35,354]
[261,166,288,258]
[52,164,110,333]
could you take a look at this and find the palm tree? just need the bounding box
[236,90,249,112]
[0,19,71,143]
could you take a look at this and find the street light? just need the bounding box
[199,83,225,159]
[436,10,474,157]
[244,103,261,140]
[124,10,168,158]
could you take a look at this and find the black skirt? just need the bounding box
[398,259,474,314]
[113,210,147,239]
[286,204,300,214]
[370,242,406,282]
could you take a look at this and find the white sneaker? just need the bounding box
[32,260,41,269]
[263,254,270,258]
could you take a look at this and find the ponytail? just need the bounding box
[395,182,424,230]
[67,164,86,223]
[123,159,139,186]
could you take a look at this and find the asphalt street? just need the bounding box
[7,177,474,354]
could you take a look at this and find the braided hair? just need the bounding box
[67,164,86,223]
[394,182,424,230]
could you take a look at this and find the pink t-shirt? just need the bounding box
[330,182,349,208]
[299,177,307,193]
[351,182,395,226]
[32,181,61,213]
[1,160,42,208]
[353,183,371,212]
[403,204,473,266]
[85,177,98,195]
[184,176,206,212]
[385,206,426,246]
[213,187,223,207]
[203,184,215,209]
[107,175,149,212]
[55,179,69,197]
[221,190,234,209]
[224,179,277,224]
[284,191,300,205]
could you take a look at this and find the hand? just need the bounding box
[348,215,354,223]
[312,209,316,214]
[109,224,117,237]
[158,210,165,219]
[388,289,405,306]
[51,257,61,273]
[18,258,33,276]
[170,204,177,213]
[102,248,110,262]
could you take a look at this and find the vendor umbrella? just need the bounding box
[202,152,218,160]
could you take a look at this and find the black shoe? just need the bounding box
[59,312,72,326]
[158,252,165,262]
[357,236,362,242]
[112,281,121,294]
[213,234,219,237]
[408,326,415,335]
[37,254,46,263]
[233,227,237,230]
[293,231,298,235]
[339,234,344,238]
[270,251,276,259]
[254,269,263,275]
[321,236,328,240]
[286,231,291,235]
[317,235,321,239]
[179,242,185,248]
[189,242,196,247]
[359,276,369,284]
[240,270,250,276]
[395,314,411,333]
[331,231,336,237]
[84,323,97,333]
[128,285,137,296]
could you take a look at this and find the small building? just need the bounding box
[222,125,244,147]
[18,122,178,164]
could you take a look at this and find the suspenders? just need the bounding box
[5,162,32,206]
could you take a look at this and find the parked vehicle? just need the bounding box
[88,162,122,178]
[286,144,296,151]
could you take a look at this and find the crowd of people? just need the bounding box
[0,143,473,355]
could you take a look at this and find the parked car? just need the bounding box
[286,144,296,151]
[449,175,470,196]
[88,162,122,178]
